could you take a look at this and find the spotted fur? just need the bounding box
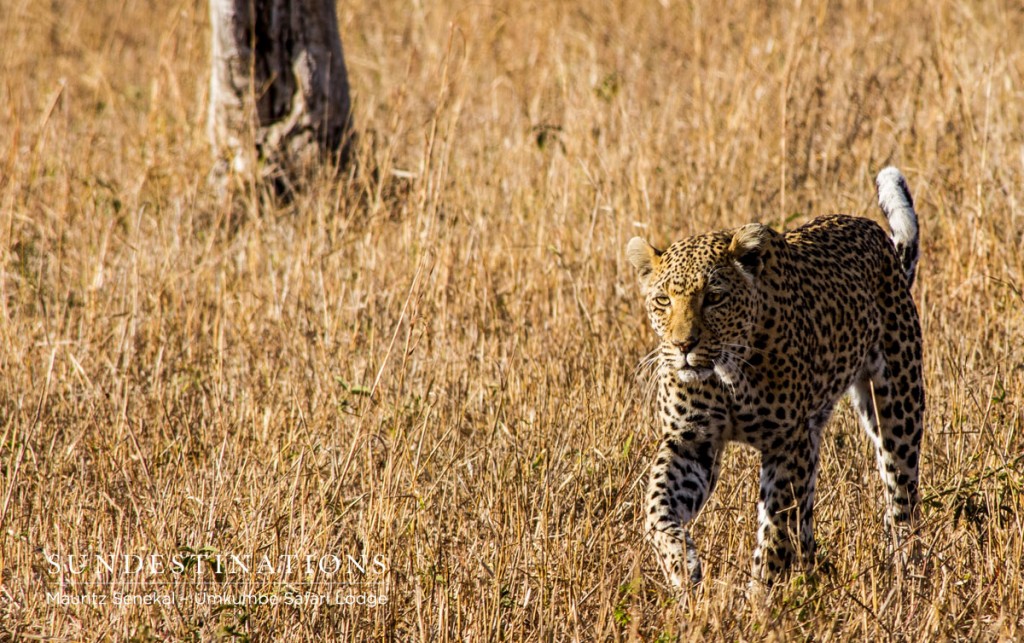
[627,167,924,588]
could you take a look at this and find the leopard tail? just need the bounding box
[876,167,919,288]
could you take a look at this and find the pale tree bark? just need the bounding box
[208,0,353,184]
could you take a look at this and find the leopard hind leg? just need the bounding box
[848,345,924,540]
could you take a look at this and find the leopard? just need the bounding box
[626,167,924,589]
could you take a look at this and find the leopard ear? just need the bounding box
[729,223,772,279]
[626,237,662,291]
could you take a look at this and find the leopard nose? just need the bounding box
[674,336,699,354]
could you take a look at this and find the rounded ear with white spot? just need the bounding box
[729,223,773,280]
[626,237,662,292]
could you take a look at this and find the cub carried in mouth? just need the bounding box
[626,167,924,588]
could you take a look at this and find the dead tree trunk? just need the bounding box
[208,0,353,184]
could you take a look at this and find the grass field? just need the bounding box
[2,0,1023,639]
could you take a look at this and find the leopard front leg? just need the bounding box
[752,427,821,586]
[645,436,723,587]
[643,436,724,589]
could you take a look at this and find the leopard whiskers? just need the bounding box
[720,344,757,371]
[635,347,663,410]
[634,347,661,378]
[711,353,739,397]
[722,341,768,359]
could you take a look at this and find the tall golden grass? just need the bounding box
[1,0,1023,639]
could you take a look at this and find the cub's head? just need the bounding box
[626,224,777,384]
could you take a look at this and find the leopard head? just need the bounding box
[627,223,777,384]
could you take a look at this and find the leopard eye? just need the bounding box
[653,295,671,307]
[704,290,728,307]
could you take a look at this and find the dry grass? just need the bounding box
[2,0,1023,639]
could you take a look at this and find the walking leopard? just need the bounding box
[626,167,924,587]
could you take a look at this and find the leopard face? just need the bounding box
[627,224,774,385]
